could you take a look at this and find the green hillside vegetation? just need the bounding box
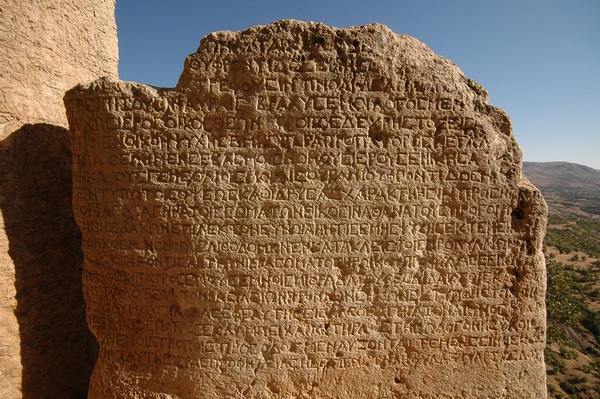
[521,161,600,397]
[546,215,600,258]
[545,219,600,398]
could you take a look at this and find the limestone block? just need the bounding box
[0,1,118,397]
[65,21,548,398]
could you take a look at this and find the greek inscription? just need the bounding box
[65,21,547,398]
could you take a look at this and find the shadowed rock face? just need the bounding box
[66,20,548,399]
[0,124,97,399]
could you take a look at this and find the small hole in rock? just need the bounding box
[368,126,384,144]
[526,239,533,255]
[513,271,522,282]
[394,377,402,384]
[370,135,382,143]
[511,207,524,221]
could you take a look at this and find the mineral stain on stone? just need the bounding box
[65,20,548,398]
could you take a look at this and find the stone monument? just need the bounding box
[0,1,118,397]
[65,21,547,398]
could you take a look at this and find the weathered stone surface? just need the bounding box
[65,21,548,398]
[0,1,118,397]
[0,0,118,137]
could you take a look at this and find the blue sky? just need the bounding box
[116,0,600,169]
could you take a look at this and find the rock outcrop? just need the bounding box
[0,1,118,397]
[65,21,547,398]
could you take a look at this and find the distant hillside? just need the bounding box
[523,162,600,219]
[525,162,600,397]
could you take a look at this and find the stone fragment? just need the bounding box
[0,1,118,397]
[65,20,548,398]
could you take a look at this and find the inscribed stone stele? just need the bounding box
[65,20,547,399]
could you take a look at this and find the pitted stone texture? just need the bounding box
[0,0,118,137]
[66,21,548,399]
[0,1,118,397]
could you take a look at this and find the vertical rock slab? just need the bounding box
[0,1,118,397]
[65,21,547,398]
